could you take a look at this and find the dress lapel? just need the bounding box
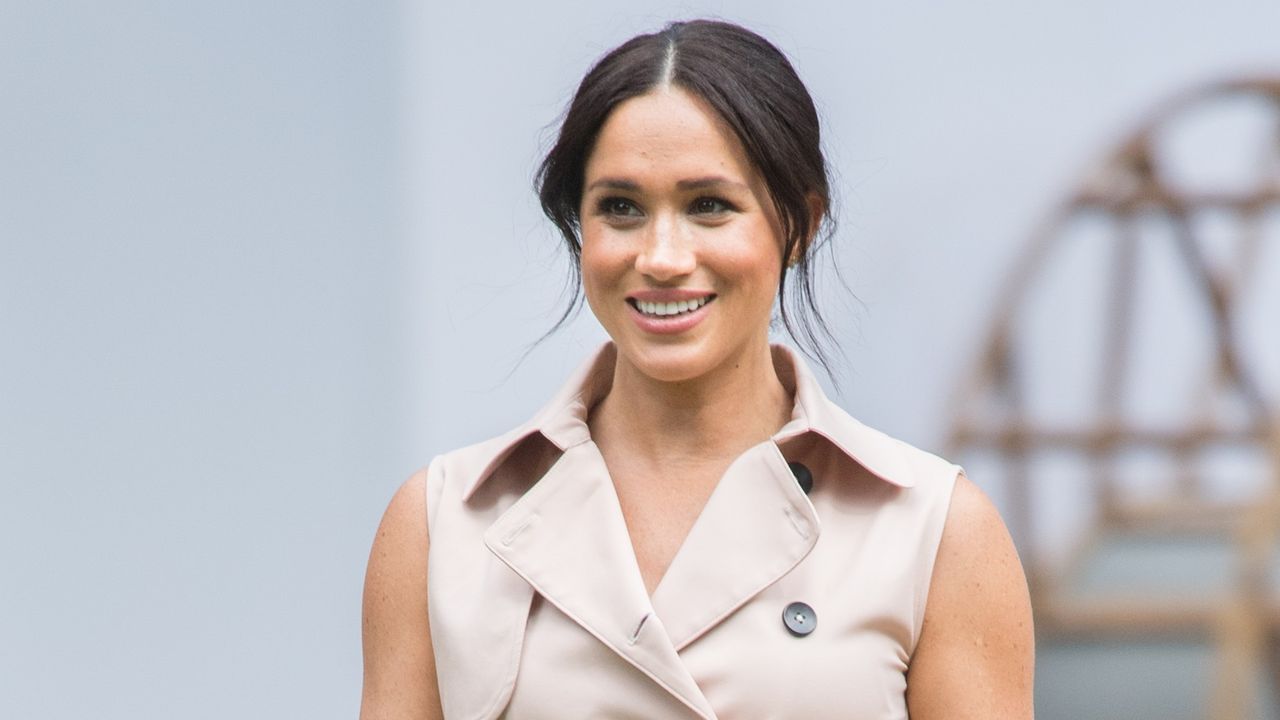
[468,341,912,717]
[649,441,820,650]
[484,441,717,719]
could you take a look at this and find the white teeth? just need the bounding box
[635,296,711,317]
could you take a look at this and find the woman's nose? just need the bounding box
[634,215,696,280]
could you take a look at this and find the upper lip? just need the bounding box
[627,288,715,302]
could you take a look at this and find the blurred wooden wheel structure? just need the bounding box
[947,78,1280,720]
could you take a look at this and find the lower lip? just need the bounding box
[628,299,713,335]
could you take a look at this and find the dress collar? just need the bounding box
[461,342,914,501]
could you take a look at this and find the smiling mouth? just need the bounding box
[627,295,716,318]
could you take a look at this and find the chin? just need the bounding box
[617,337,722,384]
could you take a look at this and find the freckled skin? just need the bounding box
[579,87,786,387]
[906,474,1035,719]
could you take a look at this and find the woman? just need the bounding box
[362,19,1033,719]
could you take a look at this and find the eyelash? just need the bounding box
[594,196,737,218]
[597,197,641,217]
[690,197,735,215]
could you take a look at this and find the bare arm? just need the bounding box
[360,469,444,720]
[906,473,1035,719]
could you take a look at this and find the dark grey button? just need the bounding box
[782,601,816,637]
[788,461,813,495]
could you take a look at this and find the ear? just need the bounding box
[788,192,827,267]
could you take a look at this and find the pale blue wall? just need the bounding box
[1,2,404,718]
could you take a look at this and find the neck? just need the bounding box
[590,338,792,466]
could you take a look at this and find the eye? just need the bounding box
[690,196,735,215]
[596,196,642,218]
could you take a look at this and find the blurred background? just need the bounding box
[3,1,1279,718]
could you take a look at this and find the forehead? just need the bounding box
[584,87,756,183]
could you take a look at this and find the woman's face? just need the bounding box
[579,86,785,385]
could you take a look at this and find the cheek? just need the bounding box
[711,237,784,298]
[578,231,624,302]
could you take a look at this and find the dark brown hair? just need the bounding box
[536,19,838,370]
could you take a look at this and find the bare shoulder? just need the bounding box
[360,468,442,720]
[371,469,429,564]
[906,472,1035,719]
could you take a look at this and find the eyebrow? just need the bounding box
[584,175,750,193]
[585,178,641,193]
[676,176,749,192]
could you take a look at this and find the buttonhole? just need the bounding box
[501,516,535,547]
[628,613,651,645]
[784,506,811,539]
